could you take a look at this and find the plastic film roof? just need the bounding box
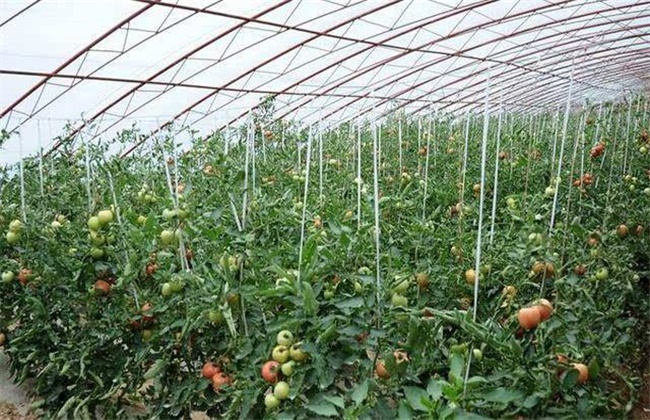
[1,0,649,163]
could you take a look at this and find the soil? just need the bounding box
[0,351,34,419]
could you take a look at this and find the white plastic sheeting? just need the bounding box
[1,0,648,164]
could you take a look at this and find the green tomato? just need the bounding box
[162,209,176,220]
[170,280,183,293]
[281,361,295,376]
[88,216,101,231]
[89,231,105,245]
[97,209,114,225]
[51,221,62,229]
[391,293,408,308]
[472,348,483,360]
[161,282,172,297]
[90,247,104,259]
[276,330,294,346]
[595,267,608,280]
[264,394,280,409]
[160,230,175,245]
[207,310,224,325]
[142,329,153,342]
[1,271,15,283]
[392,279,410,294]
[272,345,290,363]
[289,343,308,362]
[6,231,20,244]
[137,215,147,225]
[354,281,363,294]
[273,381,290,400]
[9,219,23,233]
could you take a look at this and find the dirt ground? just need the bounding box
[0,351,33,420]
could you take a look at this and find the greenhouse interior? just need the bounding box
[1,0,649,418]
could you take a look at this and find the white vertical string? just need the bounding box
[460,114,471,206]
[422,115,433,220]
[18,133,27,223]
[472,69,491,322]
[37,120,44,197]
[261,125,267,164]
[398,118,403,175]
[371,121,382,323]
[251,118,256,197]
[83,133,93,213]
[417,118,422,173]
[488,97,504,245]
[242,115,252,230]
[622,97,633,175]
[549,67,574,236]
[318,122,323,206]
[106,169,122,226]
[463,69,491,398]
[357,123,362,232]
[224,119,230,156]
[297,126,313,293]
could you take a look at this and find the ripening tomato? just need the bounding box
[94,280,111,296]
[535,299,553,321]
[571,363,589,383]
[375,360,391,379]
[261,361,280,383]
[202,362,221,379]
[517,307,541,330]
[18,268,32,285]
[211,372,232,392]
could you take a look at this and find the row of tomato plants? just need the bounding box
[0,105,649,418]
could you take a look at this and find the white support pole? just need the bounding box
[398,118,403,175]
[297,126,313,292]
[356,123,362,232]
[549,68,574,236]
[18,134,27,223]
[488,98,504,245]
[371,121,382,320]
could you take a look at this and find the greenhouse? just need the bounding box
[0,0,649,418]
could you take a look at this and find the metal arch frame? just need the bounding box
[0,69,535,108]
[117,0,435,157]
[220,0,578,131]
[118,0,498,133]
[43,0,296,155]
[421,48,650,117]
[77,0,403,148]
[0,0,41,28]
[308,5,650,125]
[435,43,650,116]
[2,0,224,136]
[291,1,650,125]
[145,0,579,147]
[400,33,650,117]
[2,0,648,157]
[0,1,157,120]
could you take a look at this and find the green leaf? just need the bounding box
[143,359,166,380]
[588,359,600,379]
[334,297,364,309]
[301,281,318,316]
[426,378,445,401]
[324,395,345,409]
[351,379,369,405]
[448,353,464,384]
[403,386,428,411]
[562,369,579,388]
[397,400,413,419]
[481,387,524,404]
[306,400,339,417]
